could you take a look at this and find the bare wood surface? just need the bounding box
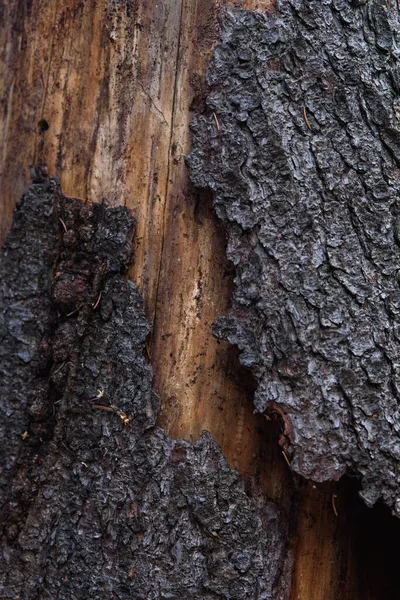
[1,1,399,598]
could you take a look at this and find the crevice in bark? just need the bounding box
[0,177,291,599]
[324,475,400,599]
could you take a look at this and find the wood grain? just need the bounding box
[1,1,398,598]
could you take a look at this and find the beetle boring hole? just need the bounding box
[38,119,49,133]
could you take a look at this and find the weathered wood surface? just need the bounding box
[0,1,399,598]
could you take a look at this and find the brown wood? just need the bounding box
[1,1,398,598]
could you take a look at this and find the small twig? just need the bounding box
[52,360,66,375]
[303,106,312,131]
[213,112,221,133]
[65,304,83,317]
[88,389,105,402]
[59,217,68,233]
[282,449,292,469]
[332,493,339,517]
[93,404,115,413]
[92,291,102,310]
[93,404,129,426]
[61,442,73,454]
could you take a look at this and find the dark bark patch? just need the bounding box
[187,3,400,515]
[0,179,290,599]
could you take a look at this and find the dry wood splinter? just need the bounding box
[303,106,312,131]
[92,291,102,310]
[93,403,130,425]
[282,449,291,469]
[332,493,339,517]
[58,217,68,233]
[213,112,221,133]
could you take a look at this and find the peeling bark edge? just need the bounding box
[0,178,290,599]
[187,2,400,516]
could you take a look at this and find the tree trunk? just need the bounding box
[1,1,399,598]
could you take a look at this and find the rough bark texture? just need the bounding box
[4,2,400,598]
[0,179,290,600]
[188,2,400,515]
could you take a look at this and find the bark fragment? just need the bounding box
[188,2,400,514]
[0,179,290,599]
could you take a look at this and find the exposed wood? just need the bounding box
[1,1,399,598]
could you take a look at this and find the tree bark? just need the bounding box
[1,1,400,599]
[0,179,290,598]
[188,1,400,516]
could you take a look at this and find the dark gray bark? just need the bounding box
[188,1,400,515]
[0,179,290,599]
